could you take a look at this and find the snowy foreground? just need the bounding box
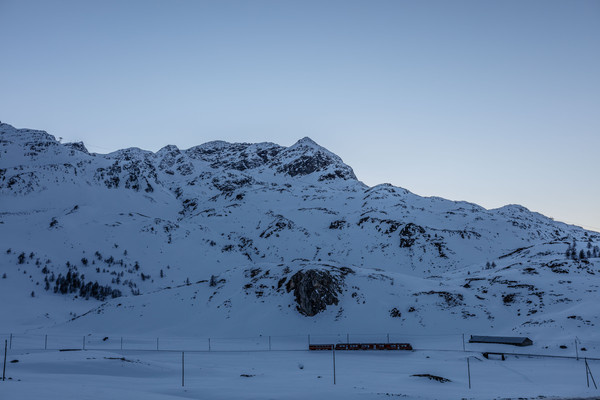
[2,344,599,400]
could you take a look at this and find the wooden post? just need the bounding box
[83,336,86,350]
[157,337,159,351]
[332,346,336,385]
[182,352,185,387]
[268,336,271,351]
[467,357,471,389]
[575,338,579,361]
[586,358,590,388]
[2,340,6,381]
[120,337,123,350]
[45,334,47,350]
[208,338,211,351]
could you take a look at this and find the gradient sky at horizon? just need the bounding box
[1,0,599,231]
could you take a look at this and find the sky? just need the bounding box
[0,0,598,231]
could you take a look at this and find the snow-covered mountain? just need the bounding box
[1,121,599,340]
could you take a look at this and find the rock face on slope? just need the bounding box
[285,269,346,316]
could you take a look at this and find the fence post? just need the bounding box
[83,336,86,350]
[467,357,471,389]
[45,334,47,350]
[157,337,159,351]
[387,333,389,344]
[182,352,185,387]
[208,338,211,351]
[575,338,579,361]
[332,345,336,385]
[9,334,12,350]
[268,336,271,351]
[3,340,6,381]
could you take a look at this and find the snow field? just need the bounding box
[1,347,599,399]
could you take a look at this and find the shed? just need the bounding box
[469,335,533,347]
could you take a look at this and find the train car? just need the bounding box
[309,342,412,351]
[308,344,333,350]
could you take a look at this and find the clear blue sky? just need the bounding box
[1,0,599,231]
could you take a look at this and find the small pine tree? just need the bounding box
[491,261,497,268]
[159,269,164,278]
[185,277,190,285]
[485,262,491,269]
[2,273,6,279]
[31,291,35,297]
[18,252,26,264]
[579,249,586,259]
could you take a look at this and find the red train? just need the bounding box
[309,343,412,351]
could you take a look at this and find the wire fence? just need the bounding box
[0,331,598,359]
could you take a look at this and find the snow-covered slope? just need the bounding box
[1,122,599,340]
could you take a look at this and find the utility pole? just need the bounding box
[182,352,185,387]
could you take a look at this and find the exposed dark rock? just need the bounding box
[65,142,89,154]
[399,223,426,248]
[278,153,333,177]
[329,219,347,230]
[286,269,347,316]
[414,291,464,307]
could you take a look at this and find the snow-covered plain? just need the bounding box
[1,122,600,398]
[2,346,599,400]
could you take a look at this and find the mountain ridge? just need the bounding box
[1,121,598,340]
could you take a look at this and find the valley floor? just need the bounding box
[1,347,598,400]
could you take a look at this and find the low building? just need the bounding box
[469,335,533,346]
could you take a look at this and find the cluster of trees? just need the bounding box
[45,270,122,301]
[565,240,599,260]
[485,261,497,269]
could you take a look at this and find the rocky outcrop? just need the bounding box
[285,269,346,316]
[399,223,426,248]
